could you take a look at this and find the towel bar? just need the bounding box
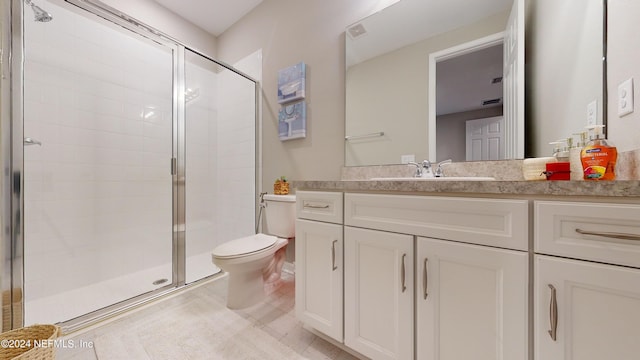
[344,131,384,140]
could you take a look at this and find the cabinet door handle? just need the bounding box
[548,284,558,341]
[575,228,640,241]
[423,258,429,300]
[331,240,338,271]
[304,203,330,209]
[401,253,407,293]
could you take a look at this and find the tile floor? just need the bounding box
[56,273,361,360]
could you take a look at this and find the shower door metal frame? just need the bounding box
[1,0,260,332]
[1,0,25,331]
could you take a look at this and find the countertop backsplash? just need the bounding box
[617,148,640,180]
[341,149,640,181]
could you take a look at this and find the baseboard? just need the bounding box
[282,261,295,275]
[304,325,368,360]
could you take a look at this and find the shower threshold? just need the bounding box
[24,252,221,332]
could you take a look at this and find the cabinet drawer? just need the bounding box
[535,201,640,268]
[296,191,343,224]
[345,193,529,251]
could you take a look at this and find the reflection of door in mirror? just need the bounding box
[430,0,524,163]
[466,116,505,161]
[434,40,505,162]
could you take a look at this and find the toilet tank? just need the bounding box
[263,194,296,238]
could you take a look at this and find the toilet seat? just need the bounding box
[212,233,278,259]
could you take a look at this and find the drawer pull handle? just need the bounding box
[401,254,407,293]
[331,240,338,271]
[304,204,330,209]
[575,228,640,241]
[548,284,558,341]
[423,258,429,300]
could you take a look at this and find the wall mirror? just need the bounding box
[344,0,606,166]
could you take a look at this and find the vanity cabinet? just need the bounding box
[416,237,528,360]
[344,226,413,360]
[344,193,529,360]
[295,191,344,342]
[295,184,640,360]
[534,201,640,360]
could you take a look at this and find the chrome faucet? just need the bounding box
[408,160,434,178]
[434,159,452,177]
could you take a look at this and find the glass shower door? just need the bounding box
[184,50,257,283]
[22,0,175,325]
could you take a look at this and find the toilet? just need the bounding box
[212,194,296,309]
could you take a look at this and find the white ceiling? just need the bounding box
[436,44,504,116]
[153,0,263,36]
[346,0,512,67]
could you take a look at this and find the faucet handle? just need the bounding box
[407,162,423,177]
[434,159,452,177]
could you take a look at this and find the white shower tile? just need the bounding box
[93,164,122,182]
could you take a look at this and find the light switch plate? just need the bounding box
[618,78,634,117]
[401,154,415,164]
[587,100,597,126]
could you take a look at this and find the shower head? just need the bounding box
[24,0,53,22]
[31,4,53,22]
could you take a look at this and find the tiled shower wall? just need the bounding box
[215,55,259,244]
[184,57,220,283]
[184,51,259,283]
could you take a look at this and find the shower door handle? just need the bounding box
[24,137,42,146]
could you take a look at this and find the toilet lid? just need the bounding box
[212,233,278,258]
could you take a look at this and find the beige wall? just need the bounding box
[100,0,218,57]
[216,0,388,186]
[608,0,640,152]
[528,0,640,155]
[345,11,508,166]
[526,0,604,156]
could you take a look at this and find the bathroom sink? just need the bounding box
[370,176,496,181]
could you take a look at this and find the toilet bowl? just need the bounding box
[212,194,295,309]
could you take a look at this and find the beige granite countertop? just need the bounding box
[294,152,640,198]
[291,179,640,197]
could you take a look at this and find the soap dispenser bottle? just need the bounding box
[546,140,570,180]
[580,125,617,180]
[570,132,587,180]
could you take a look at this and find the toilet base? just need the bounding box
[226,269,266,309]
[213,237,289,309]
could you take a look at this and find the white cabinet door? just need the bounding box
[344,226,413,360]
[417,237,528,360]
[535,255,640,360]
[295,219,343,342]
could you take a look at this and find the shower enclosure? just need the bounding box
[1,0,259,331]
